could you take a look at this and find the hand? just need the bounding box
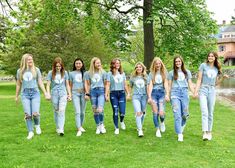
[85,95,90,101]
[147,98,152,104]
[45,92,51,100]
[105,94,109,102]
[165,95,170,102]
[15,96,19,104]
[126,94,131,101]
[67,95,72,101]
[193,92,198,99]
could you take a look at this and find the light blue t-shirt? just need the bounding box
[16,67,41,92]
[69,71,84,92]
[199,63,218,86]
[130,76,147,95]
[148,71,165,90]
[84,71,106,89]
[168,69,192,88]
[106,71,126,91]
[47,70,69,94]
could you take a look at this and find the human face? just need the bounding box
[94,59,102,70]
[207,53,216,63]
[154,60,162,71]
[136,64,143,75]
[56,63,62,72]
[27,56,33,67]
[75,60,83,71]
[113,60,120,69]
[175,58,182,69]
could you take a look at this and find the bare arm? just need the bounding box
[38,78,47,96]
[84,79,90,100]
[105,81,110,101]
[194,71,202,97]
[15,79,21,103]
[66,80,72,100]
[168,79,172,96]
[164,79,170,101]
[188,79,195,94]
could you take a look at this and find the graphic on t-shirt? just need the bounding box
[155,74,162,84]
[178,72,185,81]
[54,74,64,84]
[206,69,217,79]
[23,72,33,81]
[113,74,123,83]
[91,73,101,83]
[135,79,145,88]
[75,73,82,83]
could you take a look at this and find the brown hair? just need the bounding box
[52,57,65,80]
[173,55,188,80]
[207,52,222,74]
[110,58,123,75]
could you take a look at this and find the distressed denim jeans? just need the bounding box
[170,88,189,134]
[21,88,40,132]
[110,90,126,128]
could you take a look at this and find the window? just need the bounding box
[219,45,226,52]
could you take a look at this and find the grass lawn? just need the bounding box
[0,83,234,168]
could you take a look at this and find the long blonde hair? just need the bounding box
[19,53,36,81]
[131,62,148,82]
[149,57,167,84]
[88,57,104,76]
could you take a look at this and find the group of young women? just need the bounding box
[15,52,228,141]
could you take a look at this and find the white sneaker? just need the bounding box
[35,125,41,135]
[120,122,126,130]
[114,128,119,135]
[57,129,64,136]
[27,131,34,140]
[96,126,101,134]
[76,130,82,137]
[202,133,208,141]
[138,129,144,137]
[178,134,183,142]
[100,124,106,134]
[156,129,162,137]
[207,133,212,141]
[80,127,86,132]
[160,122,166,132]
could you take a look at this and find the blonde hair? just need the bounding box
[88,57,104,76]
[131,62,148,82]
[149,57,167,84]
[19,53,36,81]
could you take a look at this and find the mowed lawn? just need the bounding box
[0,82,234,168]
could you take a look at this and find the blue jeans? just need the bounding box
[170,88,189,134]
[199,85,216,132]
[90,87,105,126]
[51,90,67,131]
[110,90,126,128]
[132,94,147,130]
[72,92,86,129]
[21,88,40,132]
[151,89,165,128]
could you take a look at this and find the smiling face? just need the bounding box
[75,60,83,71]
[175,58,182,69]
[135,64,143,75]
[94,59,102,70]
[26,56,33,68]
[154,60,162,71]
[56,63,62,72]
[207,53,216,63]
[113,60,120,70]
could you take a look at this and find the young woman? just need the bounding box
[130,62,148,137]
[46,57,71,136]
[84,57,107,134]
[194,52,228,141]
[15,53,48,140]
[69,58,86,137]
[105,58,130,135]
[168,56,194,142]
[147,57,169,138]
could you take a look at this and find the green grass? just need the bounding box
[0,83,234,168]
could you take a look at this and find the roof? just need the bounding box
[222,25,235,33]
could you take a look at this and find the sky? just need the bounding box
[206,0,235,24]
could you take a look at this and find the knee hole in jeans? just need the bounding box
[32,112,40,117]
[97,107,103,113]
[25,113,32,120]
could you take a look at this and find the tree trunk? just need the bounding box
[143,0,154,69]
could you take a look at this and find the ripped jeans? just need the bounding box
[21,88,40,132]
[170,87,189,134]
[90,87,105,126]
[51,91,67,131]
[110,90,126,128]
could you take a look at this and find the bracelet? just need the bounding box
[85,93,90,97]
